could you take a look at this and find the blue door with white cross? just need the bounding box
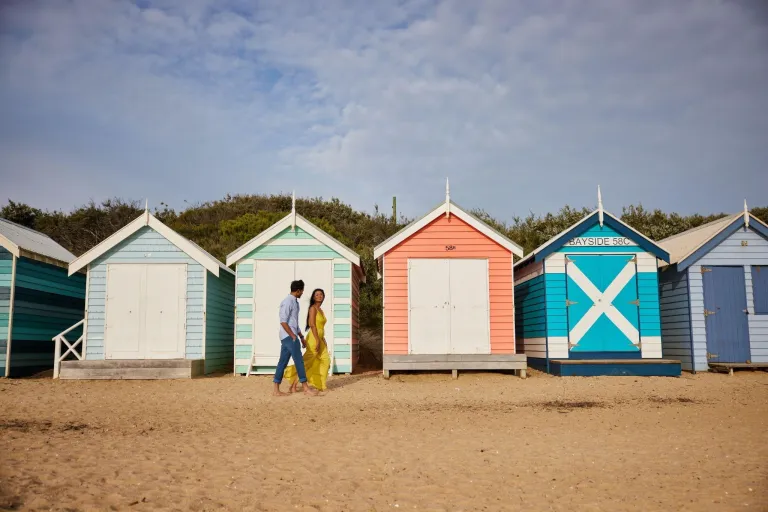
[565,255,641,356]
[702,266,751,363]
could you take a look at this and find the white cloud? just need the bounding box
[0,0,766,219]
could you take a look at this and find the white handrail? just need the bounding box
[52,319,85,379]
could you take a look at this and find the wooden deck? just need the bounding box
[382,354,528,379]
[709,363,768,375]
[58,359,205,380]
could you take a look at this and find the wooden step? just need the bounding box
[58,359,204,380]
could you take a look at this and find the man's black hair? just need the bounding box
[290,280,305,293]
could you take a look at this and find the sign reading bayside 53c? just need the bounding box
[565,237,637,247]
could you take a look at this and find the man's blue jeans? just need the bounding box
[273,336,307,384]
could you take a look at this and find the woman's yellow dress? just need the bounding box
[284,307,330,391]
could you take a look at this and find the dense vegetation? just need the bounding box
[2,196,766,328]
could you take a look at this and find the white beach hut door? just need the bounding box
[105,264,187,360]
[145,264,186,359]
[449,259,490,354]
[105,265,144,359]
[409,259,450,354]
[253,261,295,366]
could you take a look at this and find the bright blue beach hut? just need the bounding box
[0,218,85,377]
[513,188,680,376]
[657,203,768,373]
[59,208,235,379]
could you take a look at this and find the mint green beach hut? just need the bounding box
[226,197,365,376]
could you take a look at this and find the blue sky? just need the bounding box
[1,0,767,221]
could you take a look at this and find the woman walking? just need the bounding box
[285,288,331,392]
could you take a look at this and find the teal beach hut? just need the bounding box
[513,188,680,376]
[61,208,235,379]
[0,218,85,377]
[226,195,365,376]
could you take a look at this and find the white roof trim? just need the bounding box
[514,209,663,267]
[373,201,524,259]
[225,213,363,271]
[0,232,20,257]
[68,213,233,277]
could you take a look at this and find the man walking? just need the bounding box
[274,280,318,397]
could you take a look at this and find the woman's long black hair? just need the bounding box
[306,288,325,331]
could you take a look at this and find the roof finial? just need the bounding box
[445,178,451,218]
[744,198,750,229]
[144,198,150,225]
[291,191,297,232]
[598,185,604,227]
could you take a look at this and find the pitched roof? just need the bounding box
[658,212,768,270]
[514,209,670,267]
[226,212,364,278]
[373,200,524,260]
[0,217,76,266]
[68,210,233,277]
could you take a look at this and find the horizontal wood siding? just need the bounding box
[514,268,546,359]
[245,228,342,260]
[9,256,85,376]
[0,248,12,375]
[658,268,693,370]
[205,270,235,374]
[383,214,514,355]
[85,226,204,360]
[350,265,361,371]
[689,227,768,367]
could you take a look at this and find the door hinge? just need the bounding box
[629,299,640,306]
[704,309,716,317]
[565,299,578,307]
[706,352,718,360]
[701,267,712,274]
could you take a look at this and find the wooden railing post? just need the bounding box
[53,336,62,379]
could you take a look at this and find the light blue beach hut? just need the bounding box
[514,188,680,376]
[226,195,365,376]
[58,208,235,379]
[658,203,768,373]
[0,218,85,377]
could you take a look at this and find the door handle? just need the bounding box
[743,309,750,315]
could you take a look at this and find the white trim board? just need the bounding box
[373,201,524,260]
[514,210,663,268]
[225,213,364,281]
[68,212,233,277]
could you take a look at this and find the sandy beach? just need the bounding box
[1,369,766,511]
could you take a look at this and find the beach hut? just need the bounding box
[373,181,527,379]
[514,188,680,376]
[0,218,85,377]
[226,195,365,376]
[657,203,768,373]
[60,208,235,379]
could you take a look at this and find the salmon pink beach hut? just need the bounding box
[373,181,527,379]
